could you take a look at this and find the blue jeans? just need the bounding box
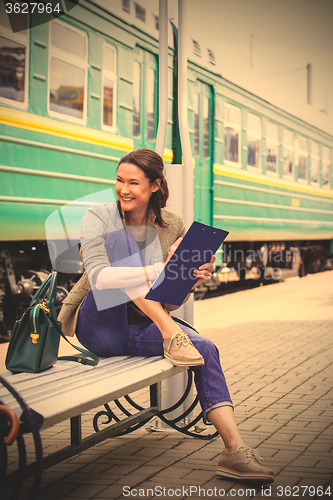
[77,230,233,423]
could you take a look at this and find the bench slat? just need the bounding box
[0,357,186,429]
[1,357,152,402]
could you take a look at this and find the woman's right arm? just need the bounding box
[121,235,185,338]
[95,265,156,290]
[80,205,156,290]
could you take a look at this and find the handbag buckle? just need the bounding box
[30,334,39,344]
[39,302,50,314]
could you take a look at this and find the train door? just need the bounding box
[193,81,213,225]
[132,46,158,149]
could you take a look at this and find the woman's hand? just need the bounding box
[165,237,183,264]
[192,255,216,289]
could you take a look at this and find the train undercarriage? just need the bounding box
[0,238,332,341]
[0,241,73,341]
[195,239,332,298]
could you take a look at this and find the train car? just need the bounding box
[186,60,333,279]
[0,0,174,337]
[0,0,332,337]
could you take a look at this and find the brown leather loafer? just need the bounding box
[163,331,205,367]
[217,446,274,484]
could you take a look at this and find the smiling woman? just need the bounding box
[58,149,275,485]
[116,163,160,222]
[115,149,169,229]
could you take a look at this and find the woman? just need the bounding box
[59,149,274,484]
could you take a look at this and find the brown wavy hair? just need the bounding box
[117,149,169,228]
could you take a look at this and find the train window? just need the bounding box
[51,22,86,59]
[283,129,294,178]
[132,47,157,146]
[298,136,308,182]
[247,113,261,170]
[122,0,130,13]
[135,3,146,22]
[266,122,279,175]
[0,3,29,108]
[102,44,117,129]
[48,20,88,122]
[146,67,156,141]
[133,61,141,137]
[203,96,210,158]
[322,146,331,189]
[193,93,199,156]
[192,40,201,58]
[310,141,320,185]
[224,103,241,165]
[0,36,27,105]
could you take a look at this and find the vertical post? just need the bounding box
[155,0,168,158]
[250,34,253,69]
[178,0,193,324]
[307,63,312,105]
[155,0,194,432]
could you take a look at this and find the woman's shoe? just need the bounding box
[163,331,205,367]
[217,446,274,484]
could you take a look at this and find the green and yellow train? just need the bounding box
[0,0,332,335]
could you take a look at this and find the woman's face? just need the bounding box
[115,162,160,217]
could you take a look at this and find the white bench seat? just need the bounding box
[0,355,213,499]
[0,356,186,430]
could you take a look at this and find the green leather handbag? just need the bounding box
[5,272,99,373]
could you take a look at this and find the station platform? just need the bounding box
[1,271,332,499]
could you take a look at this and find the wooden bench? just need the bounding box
[0,354,217,499]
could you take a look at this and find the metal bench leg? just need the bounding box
[157,370,219,440]
[150,383,158,409]
[71,415,82,446]
[92,383,160,437]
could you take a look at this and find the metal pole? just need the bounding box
[155,0,168,158]
[155,0,194,432]
[307,63,312,105]
[250,34,253,69]
[178,0,193,324]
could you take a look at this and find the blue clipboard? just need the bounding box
[145,221,229,306]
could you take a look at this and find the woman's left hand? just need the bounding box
[192,255,216,288]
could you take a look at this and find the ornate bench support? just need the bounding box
[1,370,217,500]
[0,375,44,500]
[93,370,219,440]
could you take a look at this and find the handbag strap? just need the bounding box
[46,271,58,309]
[30,273,52,306]
[47,312,99,366]
[30,304,99,366]
[51,315,99,366]
[30,272,58,308]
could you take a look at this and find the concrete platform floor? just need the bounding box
[1,271,332,499]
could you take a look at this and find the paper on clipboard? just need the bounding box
[145,221,229,306]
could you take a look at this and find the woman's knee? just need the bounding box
[180,326,219,359]
[196,337,219,359]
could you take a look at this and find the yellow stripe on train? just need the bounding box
[0,107,173,162]
[0,106,133,152]
[213,163,333,199]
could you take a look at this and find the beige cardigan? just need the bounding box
[58,202,185,336]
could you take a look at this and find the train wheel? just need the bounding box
[299,261,306,277]
[238,268,247,281]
